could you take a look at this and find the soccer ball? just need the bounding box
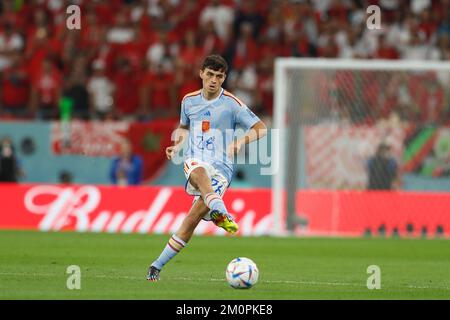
[225,257,259,289]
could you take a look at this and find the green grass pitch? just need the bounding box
[0,230,449,299]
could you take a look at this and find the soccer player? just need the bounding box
[147,55,267,281]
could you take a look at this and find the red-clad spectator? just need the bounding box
[178,30,204,67]
[259,5,283,42]
[0,0,28,32]
[374,34,399,59]
[253,0,272,16]
[400,33,429,60]
[431,0,448,22]
[233,0,264,40]
[29,56,62,119]
[327,0,350,24]
[176,64,201,103]
[318,37,339,58]
[230,22,258,70]
[335,70,356,112]
[0,53,30,117]
[0,0,448,124]
[227,63,257,108]
[0,23,24,71]
[146,30,177,66]
[376,0,401,24]
[414,75,445,124]
[63,55,90,120]
[92,0,121,26]
[199,0,235,44]
[417,8,438,41]
[115,26,149,72]
[44,0,72,29]
[279,0,298,29]
[314,70,334,113]
[107,10,134,45]
[112,58,141,118]
[172,0,203,36]
[199,21,225,57]
[129,0,152,33]
[336,28,359,58]
[379,75,402,119]
[47,20,68,61]
[25,7,52,44]
[429,34,450,60]
[88,30,115,77]
[145,0,180,33]
[317,20,340,58]
[258,32,286,62]
[140,62,176,119]
[87,59,115,120]
[407,73,423,107]
[80,9,104,50]
[255,56,274,116]
[60,29,83,75]
[362,72,393,121]
[282,29,314,57]
[24,11,62,82]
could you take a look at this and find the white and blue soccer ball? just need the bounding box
[225,257,259,289]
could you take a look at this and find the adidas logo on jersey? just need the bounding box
[203,111,211,117]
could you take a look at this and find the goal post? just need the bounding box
[272,58,450,237]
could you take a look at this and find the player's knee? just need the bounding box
[189,167,208,185]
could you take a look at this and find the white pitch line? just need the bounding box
[0,272,361,286]
[407,285,450,290]
[1,272,449,291]
[173,277,363,287]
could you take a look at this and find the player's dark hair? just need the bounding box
[201,55,228,73]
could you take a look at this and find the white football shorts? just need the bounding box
[183,158,229,221]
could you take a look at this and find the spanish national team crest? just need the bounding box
[202,120,210,132]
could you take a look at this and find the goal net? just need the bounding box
[272,58,450,237]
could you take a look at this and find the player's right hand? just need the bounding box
[166,145,178,160]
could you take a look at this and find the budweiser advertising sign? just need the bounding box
[1,184,450,237]
[0,184,273,236]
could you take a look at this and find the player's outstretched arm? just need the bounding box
[228,120,267,158]
[166,124,189,160]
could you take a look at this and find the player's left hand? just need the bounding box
[227,140,242,158]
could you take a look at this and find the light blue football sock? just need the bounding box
[204,192,228,214]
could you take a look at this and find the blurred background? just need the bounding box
[0,0,449,237]
[0,0,449,186]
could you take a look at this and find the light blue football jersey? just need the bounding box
[180,88,260,183]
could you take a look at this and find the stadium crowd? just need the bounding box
[0,0,449,122]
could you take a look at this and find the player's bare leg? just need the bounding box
[188,167,218,201]
[189,167,238,234]
[176,198,210,243]
[147,169,237,282]
[147,199,208,282]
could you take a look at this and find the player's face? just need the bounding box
[200,68,226,95]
